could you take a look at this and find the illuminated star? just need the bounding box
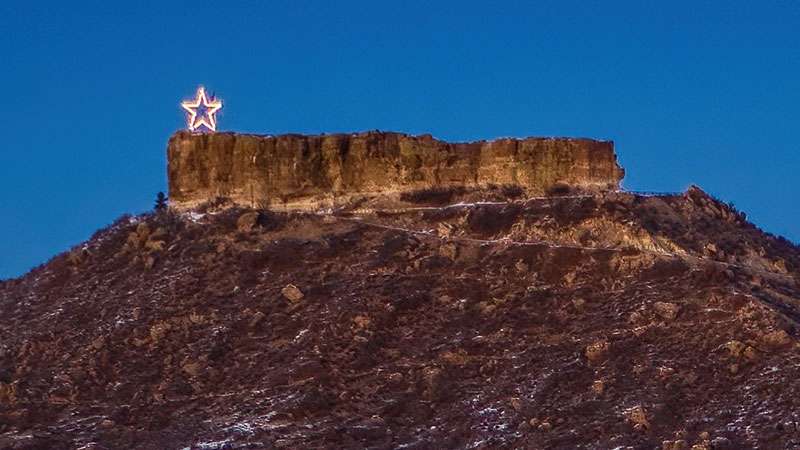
[181,86,223,132]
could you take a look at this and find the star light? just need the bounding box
[181,86,223,132]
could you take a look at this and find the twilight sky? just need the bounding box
[1,1,798,279]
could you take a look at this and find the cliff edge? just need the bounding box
[167,131,624,209]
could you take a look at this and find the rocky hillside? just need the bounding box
[1,186,800,449]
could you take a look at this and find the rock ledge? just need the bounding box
[167,130,624,209]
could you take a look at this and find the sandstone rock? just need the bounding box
[773,258,789,274]
[439,242,458,261]
[440,349,469,366]
[90,336,106,351]
[585,340,610,365]
[149,321,171,343]
[387,372,403,384]
[67,248,88,266]
[144,239,165,253]
[743,346,758,361]
[653,302,680,321]
[477,301,496,315]
[628,310,646,325]
[248,311,266,328]
[437,295,453,304]
[724,340,746,358]
[0,382,17,405]
[168,131,624,210]
[123,234,141,252]
[657,366,675,380]
[237,211,260,232]
[281,284,304,303]
[135,223,151,241]
[625,405,650,431]
[352,315,371,329]
[760,329,792,350]
[182,361,203,378]
[437,222,455,237]
[188,311,206,324]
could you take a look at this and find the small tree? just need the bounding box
[154,192,168,211]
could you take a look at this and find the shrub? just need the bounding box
[500,184,525,199]
[546,183,572,196]
[467,204,522,235]
[400,186,466,205]
[154,192,168,211]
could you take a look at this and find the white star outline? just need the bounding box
[181,86,223,132]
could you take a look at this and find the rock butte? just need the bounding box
[167,131,625,210]
[7,130,800,449]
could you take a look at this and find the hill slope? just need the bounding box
[1,187,800,449]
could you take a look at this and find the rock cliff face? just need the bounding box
[167,131,624,209]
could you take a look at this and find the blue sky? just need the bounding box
[1,1,798,279]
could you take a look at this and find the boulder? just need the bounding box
[585,340,610,365]
[281,284,304,303]
[760,330,792,351]
[626,405,650,431]
[653,302,680,321]
[237,211,260,233]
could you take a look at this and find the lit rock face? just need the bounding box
[167,131,625,209]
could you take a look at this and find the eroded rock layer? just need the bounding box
[167,131,624,209]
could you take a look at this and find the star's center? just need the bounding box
[182,86,223,132]
[195,103,210,119]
